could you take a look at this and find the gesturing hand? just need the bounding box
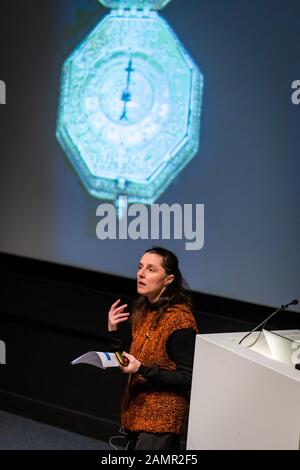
[108,299,130,332]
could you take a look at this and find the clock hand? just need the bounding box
[120,58,135,121]
[120,100,129,121]
[125,58,134,89]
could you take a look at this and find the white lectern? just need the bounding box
[187,330,300,450]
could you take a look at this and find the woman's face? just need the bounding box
[137,252,174,303]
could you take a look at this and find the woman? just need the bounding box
[107,246,198,450]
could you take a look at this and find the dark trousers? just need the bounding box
[127,431,181,450]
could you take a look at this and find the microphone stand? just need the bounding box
[238,300,297,346]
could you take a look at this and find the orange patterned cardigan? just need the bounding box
[121,304,198,434]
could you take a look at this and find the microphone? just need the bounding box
[238,299,299,346]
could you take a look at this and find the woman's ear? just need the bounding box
[165,274,175,286]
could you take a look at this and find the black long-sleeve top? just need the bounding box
[106,327,196,391]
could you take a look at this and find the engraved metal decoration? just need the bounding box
[100,0,171,9]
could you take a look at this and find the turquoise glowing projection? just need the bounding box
[56,0,204,206]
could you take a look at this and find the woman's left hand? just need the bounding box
[119,352,141,374]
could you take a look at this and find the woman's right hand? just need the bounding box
[108,299,130,332]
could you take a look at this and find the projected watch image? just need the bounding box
[56,0,204,206]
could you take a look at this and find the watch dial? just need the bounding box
[83,51,170,147]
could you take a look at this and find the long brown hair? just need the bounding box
[131,246,192,328]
